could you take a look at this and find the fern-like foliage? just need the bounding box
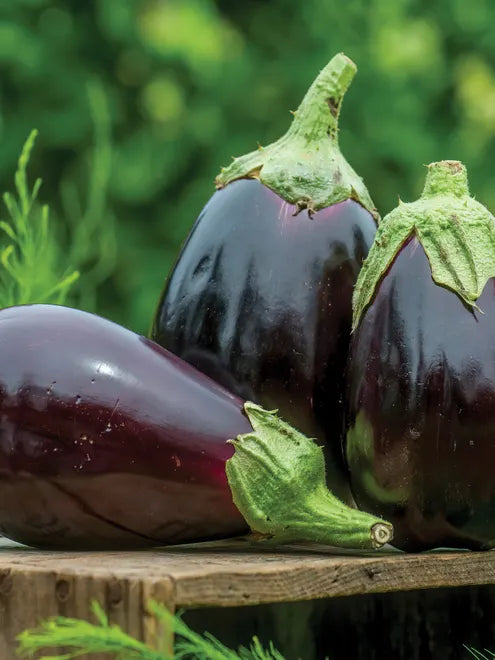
[16,599,285,660]
[0,130,79,308]
[464,647,495,659]
[17,600,162,660]
[149,601,284,660]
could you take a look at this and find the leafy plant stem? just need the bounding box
[0,130,79,309]
[16,599,285,660]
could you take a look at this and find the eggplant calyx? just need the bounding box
[352,160,495,331]
[215,53,378,219]
[226,402,393,550]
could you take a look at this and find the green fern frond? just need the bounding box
[0,130,79,309]
[464,647,495,659]
[17,600,167,660]
[148,601,237,660]
[17,599,285,660]
[148,601,283,660]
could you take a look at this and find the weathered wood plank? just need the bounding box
[0,539,176,660]
[1,538,495,659]
[0,538,494,609]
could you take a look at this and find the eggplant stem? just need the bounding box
[287,53,356,143]
[226,402,394,551]
[215,53,378,219]
[371,522,394,548]
[422,160,469,198]
[352,159,495,329]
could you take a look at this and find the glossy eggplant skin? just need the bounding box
[345,237,495,551]
[0,304,252,549]
[152,179,376,500]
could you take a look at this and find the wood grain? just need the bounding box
[1,538,495,607]
[0,538,175,659]
[1,537,494,658]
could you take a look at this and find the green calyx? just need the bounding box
[352,160,495,330]
[226,402,393,550]
[215,53,378,218]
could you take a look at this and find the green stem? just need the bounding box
[352,160,495,330]
[421,160,469,198]
[215,53,378,218]
[226,403,393,550]
[285,53,356,142]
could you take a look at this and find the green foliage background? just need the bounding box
[1,0,495,333]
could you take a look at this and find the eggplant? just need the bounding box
[0,304,391,550]
[151,54,378,502]
[346,160,495,551]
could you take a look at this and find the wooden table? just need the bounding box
[1,537,494,659]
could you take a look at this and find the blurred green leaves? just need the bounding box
[17,598,285,659]
[456,56,495,136]
[0,130,78,308]
[1,0,495,332]
[62,78,117,313]
[137,0,243,68]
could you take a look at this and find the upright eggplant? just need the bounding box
[346,160,495,551]
[151,54,378,502]
[0,304,391,550]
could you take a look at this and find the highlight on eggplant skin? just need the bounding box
[151,54,378,503]
[0,304,393,552]
[0,304,251,549]
[345,160,495,552]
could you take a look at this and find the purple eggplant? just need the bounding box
[346,160,495,551]
[0,304,391,550]
[151,54,378,502]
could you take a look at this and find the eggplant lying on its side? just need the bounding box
[151,54,378,502]
[346,160,495,551]
[0,304,249,549]
[0,304,391,550]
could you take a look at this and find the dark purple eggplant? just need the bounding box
[0,304,391,550]
[345,160,495,551]
[151,54,378,502]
